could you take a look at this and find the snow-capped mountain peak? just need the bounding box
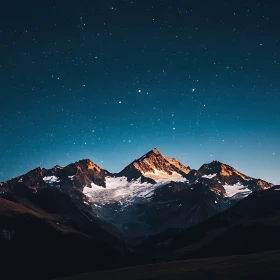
[198,160,252,180]
[187,160,274,198]
[119,148,191,182]
[1,158,110,190]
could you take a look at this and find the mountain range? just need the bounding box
[0,148,277,279]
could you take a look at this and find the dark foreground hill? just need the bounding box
[136,185,280,262]
[59,250,280,280]
[0,184,127,280]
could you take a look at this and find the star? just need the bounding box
[138,90,142,93]
[192,88,196,92]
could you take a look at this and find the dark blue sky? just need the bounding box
[0,0,279,184]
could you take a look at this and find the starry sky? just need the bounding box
[1,0,280,184]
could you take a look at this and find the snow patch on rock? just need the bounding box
[223,182,252,198]
[202,173,217,179]
[43,176,60,183]
[143,169,185,181]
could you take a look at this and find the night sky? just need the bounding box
[1,0,280,184]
